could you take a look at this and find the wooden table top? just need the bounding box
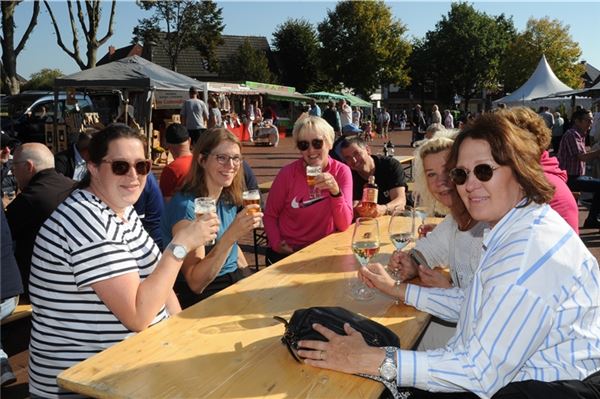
[393,155,414,164]
[58,215,435,399]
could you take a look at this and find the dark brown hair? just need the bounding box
[78,123,147,188]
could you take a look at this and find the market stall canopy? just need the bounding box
[493,55,573,106]
[343,93,372,108]
[245,81,311,102]
[207,82,257,95]
[55,55,206,92]
[305,91,372,108]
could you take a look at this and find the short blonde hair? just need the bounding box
[292,115,335,147]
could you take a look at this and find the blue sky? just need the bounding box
[11,1,600,83]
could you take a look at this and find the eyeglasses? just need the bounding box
[449,164,499,185]
[297,139,324,151]
[210,154,243,166]
[102,159,152,176]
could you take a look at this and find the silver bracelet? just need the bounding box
[394,279,402,305]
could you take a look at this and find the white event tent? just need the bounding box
[494,55,591,110]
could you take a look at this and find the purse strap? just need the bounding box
[273,315,289,327]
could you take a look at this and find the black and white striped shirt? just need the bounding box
[28,189,167,398]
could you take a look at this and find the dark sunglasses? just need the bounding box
[449,164,499,185]
[102,160,152,176]
[297,139,324,151]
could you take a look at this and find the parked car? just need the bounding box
[0,91,94,144]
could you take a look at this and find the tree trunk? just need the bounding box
[1,1,40,94]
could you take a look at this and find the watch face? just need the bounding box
[380,362,396,381]
[172,245,187,260]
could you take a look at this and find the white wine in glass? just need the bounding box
[350,217,380,301]
[387,206,415,280]
[388,206,415,251]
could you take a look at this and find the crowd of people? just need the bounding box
[0,100,599,397]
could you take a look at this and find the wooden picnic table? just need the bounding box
[58,215,435,399]
[394,155,414,179]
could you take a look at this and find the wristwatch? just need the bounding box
[379,346,397,382]
[167,242,188,261]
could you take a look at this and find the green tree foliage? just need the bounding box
[272,18,320,92]
[221,39,275,83]
[1,1,40,95]
[44,0,116,70]
[133,0,224,72]
[317,0,411,96]
[22,68,64,91]
[500,17,584,92]
[416,3,516,108]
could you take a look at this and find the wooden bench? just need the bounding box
[1,304,32,326]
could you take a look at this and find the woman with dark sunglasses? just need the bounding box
[28,124,220,398]
[160,128,262,308]
[297,113,600,398]
[263,116,353,264]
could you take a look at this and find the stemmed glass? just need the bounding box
[350,217,380,301]
[413,193,430,237]
[387,206,415,279]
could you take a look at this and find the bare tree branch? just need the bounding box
[43,0,85,69]
[97,0,116,46]
[76,0,88,37]
[15,0,40,55]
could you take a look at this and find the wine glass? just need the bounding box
[387,206,415,279]
[350,217,380,301]
[412,193,430,237]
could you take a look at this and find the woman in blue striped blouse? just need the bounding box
[298,113,600,398]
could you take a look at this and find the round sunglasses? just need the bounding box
[297,139,324,151]
[102,160,152,176]
[449,164,499,185]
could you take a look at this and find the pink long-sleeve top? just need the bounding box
[264,157,353,252]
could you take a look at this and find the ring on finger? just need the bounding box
[319,350,324,360]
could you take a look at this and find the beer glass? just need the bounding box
[306,165,321,199]
[194,197,217,245]
[242,189,262,227]
[350,217,379,301]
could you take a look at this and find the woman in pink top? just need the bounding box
[264,116,353,264]
[499,107,579,232]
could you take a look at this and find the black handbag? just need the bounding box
[273,306,400,363]
[274,307,407,398]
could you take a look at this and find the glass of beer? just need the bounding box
[242,189,261,213]
[306,165,322,199]
[194,197,217,245]
[242,189,262,227]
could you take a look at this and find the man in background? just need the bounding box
[338,136,407,217]
[54,131,93,181]
[6,143,75,301]
[180,86,208,144]
[557,108,600,228]
[160,123,193,202]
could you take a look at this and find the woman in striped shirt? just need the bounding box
[28,124,219,398]
[298,113,600,398]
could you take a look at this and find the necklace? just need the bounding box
[458,216,473,231]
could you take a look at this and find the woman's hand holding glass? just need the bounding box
[174,212,220,251]
[314,172,340,196]
[358,262,407,303]
[228,206,263,241]
[388,250,419,282]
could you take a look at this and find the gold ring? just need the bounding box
[319,350,324,360]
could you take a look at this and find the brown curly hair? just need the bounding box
[496,107,551,154]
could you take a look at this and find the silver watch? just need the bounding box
[378,346,397,382]
[167,242,188,261]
